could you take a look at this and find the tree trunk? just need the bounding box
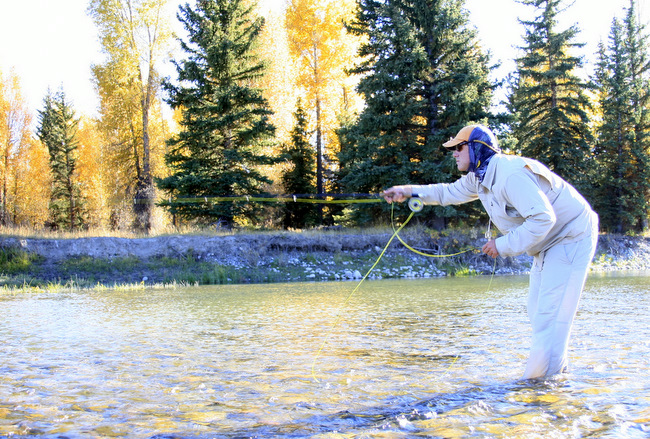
[133,104,153,234]
[133,60,156,234]
[316,97,323,223]
[1,147,9,226]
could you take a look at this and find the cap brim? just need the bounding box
[442,138,463,148]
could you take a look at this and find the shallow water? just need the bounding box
[1,272,649,438]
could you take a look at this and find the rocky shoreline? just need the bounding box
[1,231,649,288]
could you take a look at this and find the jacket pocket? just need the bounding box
[561,241,580,264]
[505,205,522,218]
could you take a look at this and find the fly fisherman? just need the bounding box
[382,124,599,379]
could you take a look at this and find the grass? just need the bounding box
[0,223,512,291]
[0,224,240,240]
[0,279,184,294]
[167,264,295,285]
[2,223,647,293]
[0,251,300,289]
[0,222,412,241]
[0,247,43,273]
[61,255,142,273]
[453,266,480,277]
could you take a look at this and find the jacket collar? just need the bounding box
[478,154,500,190]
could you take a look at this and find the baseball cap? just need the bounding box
[443,124,500,153]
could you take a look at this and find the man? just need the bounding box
[383,124,599,379]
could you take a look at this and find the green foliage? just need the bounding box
[592,0,650,233]
[337,0,494,226]
[157,0,278,226]
[37,90,86,231]
[61,255,141,274]
[452,266,479,277]
[0,248,41,273]
[508,0,595,195]
[156,259,288,284]
[280,100,318,229]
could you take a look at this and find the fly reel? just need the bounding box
[408,197,424,212]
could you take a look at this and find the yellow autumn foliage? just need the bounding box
[0,69,50,227]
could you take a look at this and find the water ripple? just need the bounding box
[0,274,649,437]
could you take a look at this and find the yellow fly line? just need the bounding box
[391,199,478,258]
[159,192,489,382]
[311,201,486,382]
[311,207,416,382]
[160,194,384,205]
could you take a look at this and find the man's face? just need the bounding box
[453,143,470,172]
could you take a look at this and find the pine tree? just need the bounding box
[623,0,650,230]
[592,0,650,232]
[158,0,277,226]
[593,27,633,233]
[508,0,594,194]
[280,100,318,229]
[37,90,85,230]
[337,0,493,226]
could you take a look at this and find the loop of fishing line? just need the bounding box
[157,192,492,382]
[311,199,496,383]
[310,207,416,382]
[394,198,477,259]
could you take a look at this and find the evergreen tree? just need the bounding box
[158,0,277,226]
[508,0,594,194]
[280,100,318,229]
[592,0,650,232]
[592,29,632,233]
[337,0,494,226]
[37,90,85,231]
[623,0,650,230]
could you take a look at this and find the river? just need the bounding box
[1,272,649,438]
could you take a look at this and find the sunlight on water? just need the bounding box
[1,272,649,438]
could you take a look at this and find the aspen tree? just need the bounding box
[285,0,362,209]
[89,0,172,233]
[0,70,41,227]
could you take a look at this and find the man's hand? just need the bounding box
[482,239,499,258]
[383,186,412,203]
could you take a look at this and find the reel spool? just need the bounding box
[408,197,424,212]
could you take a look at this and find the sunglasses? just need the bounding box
[452,141,468,152]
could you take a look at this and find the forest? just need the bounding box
[0,0,648,235]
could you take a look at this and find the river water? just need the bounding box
[1,272,649,438]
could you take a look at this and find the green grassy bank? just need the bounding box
[1,230,649,292]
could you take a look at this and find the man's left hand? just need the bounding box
[482,239,499,258]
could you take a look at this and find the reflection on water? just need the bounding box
[1,272,649,437]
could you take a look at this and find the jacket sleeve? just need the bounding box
[410,174,479,206]
[494,169,556,257]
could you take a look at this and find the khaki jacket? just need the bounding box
[410,154,597,257]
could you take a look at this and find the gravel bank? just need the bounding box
[1,231,649,287]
